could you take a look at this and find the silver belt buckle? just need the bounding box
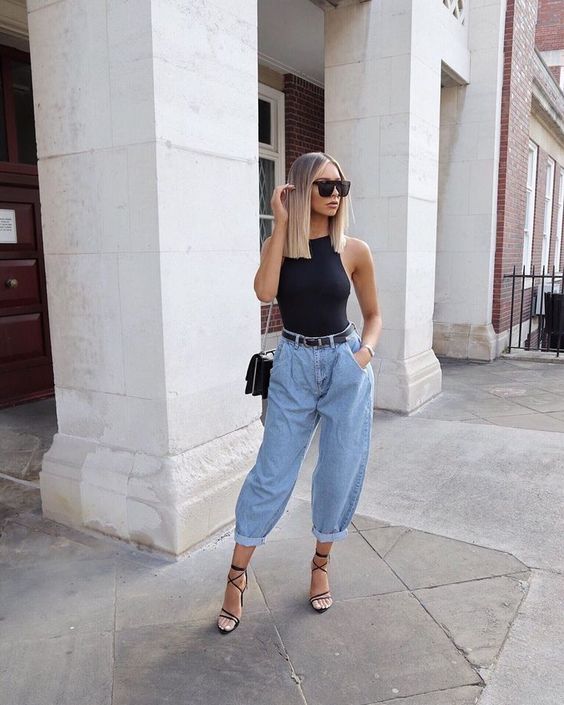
[303,336,322,347]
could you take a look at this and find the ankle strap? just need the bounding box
[231,563,247,572]
[315,551,330,558]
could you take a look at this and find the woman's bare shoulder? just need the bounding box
[344,234,367,246]
[344,235,370,256]
[344,236,372,277]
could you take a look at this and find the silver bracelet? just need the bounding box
[361,343,375,358]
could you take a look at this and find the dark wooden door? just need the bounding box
[0,184,53,406]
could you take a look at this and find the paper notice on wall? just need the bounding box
[0,210,17,244]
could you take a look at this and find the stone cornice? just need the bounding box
[0,0,28,40]
[531,49,564,147]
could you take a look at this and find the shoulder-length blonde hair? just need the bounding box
[284,152,351,259]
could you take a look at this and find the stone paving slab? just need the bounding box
[0,632,113,705]
[501,390,564,413]
[420,358,564,432]
[272,592,481,705]
[351,515,391,531]
[0,556,117,640]
[114,541,269,632]
[376,685,483,705]
[412,390,539,421]
[413,574,530,669]
[357,525,410,557]
[378,529,528,589]
[477,570,564,705]
[485,412,564,432]
[251,531,404,611]
[0,518,120,566]
[0,398,57,482]
[0,477,41,514]
[113,614,305,705]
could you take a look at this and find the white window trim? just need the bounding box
[258,83,285,246]
[522,141,538,285]
[541,157,555,272]
[555,167,564,273]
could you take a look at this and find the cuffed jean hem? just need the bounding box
[312,526,349,542]
[234,531,267,547]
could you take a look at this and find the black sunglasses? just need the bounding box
[313,179,351,197]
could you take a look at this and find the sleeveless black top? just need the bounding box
[276,235,351,336]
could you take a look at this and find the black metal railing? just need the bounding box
[504,265,564,356]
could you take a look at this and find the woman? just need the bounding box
[217,151,382,633]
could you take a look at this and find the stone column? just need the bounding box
[28,0,261,554]
[325,0,470,412]
[434,0,507,360]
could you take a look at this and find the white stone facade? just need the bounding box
[27,0,263,554]
[325,0,474,410]
[0,0,511,554]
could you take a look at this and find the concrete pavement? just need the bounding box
[0,355,563,704]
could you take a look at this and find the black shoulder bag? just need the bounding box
[244,300,277,399]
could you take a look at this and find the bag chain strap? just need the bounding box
[261,299,275,354]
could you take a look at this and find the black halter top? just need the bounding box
[276,235,351,336]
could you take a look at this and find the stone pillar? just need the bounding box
[325,0,469,412]
[28,0,261,555]
[434,0,507,360]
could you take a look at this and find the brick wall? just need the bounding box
[261,74,325,336]
[493,0,539,334]
[283,74,324,180]
[535,0,564,52]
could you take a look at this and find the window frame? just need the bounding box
[541,157,555,272]
[522,140,538,281]
[554,167,564,274]
[258,83,285,249]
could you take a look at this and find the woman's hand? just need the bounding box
[353,348,372,369]
[270,183,295,225]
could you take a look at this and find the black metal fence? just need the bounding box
[504,265,564,356]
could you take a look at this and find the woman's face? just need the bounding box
[310,161,342,218]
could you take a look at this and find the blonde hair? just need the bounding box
[284,152,351,259]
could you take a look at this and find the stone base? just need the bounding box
[375,348,442,414]
[433,323,497,361]
[39,422,264,556]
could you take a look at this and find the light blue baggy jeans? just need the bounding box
[234,321,375,546]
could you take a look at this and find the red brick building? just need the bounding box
[493,0,564,351]
[259,0,564,357]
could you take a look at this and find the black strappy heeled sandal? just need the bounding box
[217,563,248,634]
[309,550,333,613]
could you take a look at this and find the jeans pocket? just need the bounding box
[343,334,368,373]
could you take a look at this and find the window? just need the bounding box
[541,158,555,272]
[0,48,37,166]
[11,60,37,165]
[523,141,538,276]
[555,168,564,273]
[258,84,285,249]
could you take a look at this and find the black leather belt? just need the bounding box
[281,322,355,347]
